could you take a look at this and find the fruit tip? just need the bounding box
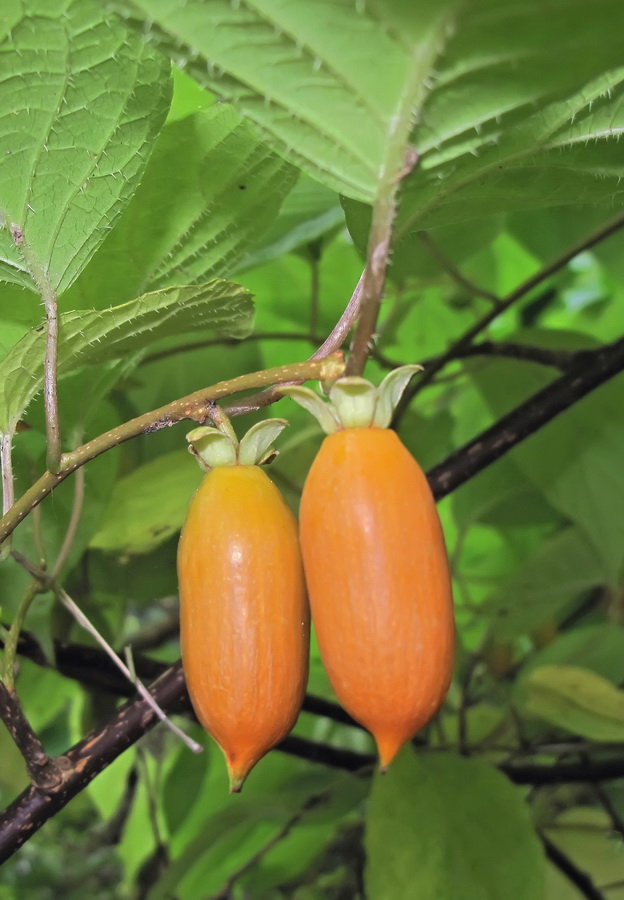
[227,757,252,794]
[228,771,246,793]
[376,733,403,772]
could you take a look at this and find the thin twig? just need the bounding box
[431,340,575,371]
[9,550,201,753]
[457,654,480,756]
[2,582,42,689]
[541,832,605,900]
[136,746,166,858]
[212,789,331,899]
[0,354,345,546]
[56,587,202,754]
[52,464,85,579]
[403,210,624,403]
[418,231,502,305]
[591,781,624,839]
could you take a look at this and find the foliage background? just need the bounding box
[2,0,624,897]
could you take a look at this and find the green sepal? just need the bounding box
[238,419,289,466]
[186,416,290,470]
[328,377,377,429]
[276,386,340,435]
[186,427,237,470]
[373,365,423,428]
[278,364,423,433]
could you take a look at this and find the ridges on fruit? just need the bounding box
[279,368,455,769]
[177,418,309,791]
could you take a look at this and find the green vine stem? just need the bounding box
[0,354,344,547]
[2,582,42,689]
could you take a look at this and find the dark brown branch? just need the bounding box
[541,833,605,900]
[3,628,360,730]
[279,736,374,773]
[502,756,624,786]
[0,681,69,790]
[428,335,624,500]
[3,332,624,860]
[444,339,574,371]
[0,663,187,864]
[4,636,624,864]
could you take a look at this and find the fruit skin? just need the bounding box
[299,427,454,768]
[178,465,309,791]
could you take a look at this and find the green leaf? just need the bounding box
[484,527,606,640]
[471,341,624,584]
[544,808,624,895]
[365,749,544,900]
[0,280,254,434]
[522,665,624,741]
[518,625,624,689]
[0,0,171,293]
[110,0,460,202]
[64,104,299,309]
[235,174,345,274]
[114,0,624,220]
[89,449,203,555]
[397,0,624,231]
[343,200,503,282]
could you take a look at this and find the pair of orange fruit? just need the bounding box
[177,368,455,791]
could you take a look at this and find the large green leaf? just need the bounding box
[0,0,171,293]
[234,174,345,274]
[110,0,460,202]
[343,200,504,282]
[484,526,606,641]
[522,665,624,741]
[90,449,202,555]
[64,104,299,309]
[471,342,624,584]
[110,0,624,219]
[365,749,544,900]
[396,0,624,231]
[517,625,624,693]
[0,281,253,433]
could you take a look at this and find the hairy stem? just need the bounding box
[12,228,62,473]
